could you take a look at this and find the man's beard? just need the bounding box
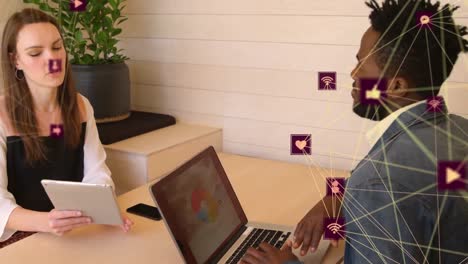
[352,103,391,121]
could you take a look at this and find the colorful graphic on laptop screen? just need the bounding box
[159,155,241,263]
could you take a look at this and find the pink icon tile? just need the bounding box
[416,11,434,29]
[326,178,345,196]
[49,59,62,74]
[70,0,87,12]
[426,96,444,112]
[318,72,337,90]
[50,124,64,139]
[324,217,345,240]
[437,161,466,191]
[290,134,311,155]
[359,78,388,106]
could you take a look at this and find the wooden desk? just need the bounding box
[0,153,347,263]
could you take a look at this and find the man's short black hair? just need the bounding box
[366,0,468,98]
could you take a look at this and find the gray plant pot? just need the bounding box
[71,63,131,123]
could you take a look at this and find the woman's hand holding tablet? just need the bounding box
[44,209,93,236]
[41,180,134,235]
[41,209,133,236]
[120,216,134,233]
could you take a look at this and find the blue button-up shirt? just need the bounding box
[342,102,468,263]
[286,102,468,264]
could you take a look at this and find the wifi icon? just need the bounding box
[327,223,342,234]
[324,217,345,240]
[318,72,336,90]
[426,96,444,112]
[321,76,334,86]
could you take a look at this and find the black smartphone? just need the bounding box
[126,203,162,221]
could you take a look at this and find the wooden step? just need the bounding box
[104,123,222,195]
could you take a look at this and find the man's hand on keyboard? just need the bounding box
[240,241,299,264]
[293,197,339,256]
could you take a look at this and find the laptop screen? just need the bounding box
[152,147,247,263]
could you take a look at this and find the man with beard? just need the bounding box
[240,0,468,263]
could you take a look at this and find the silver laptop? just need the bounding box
[149,146,293,264]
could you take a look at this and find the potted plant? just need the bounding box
[23,0,130,123]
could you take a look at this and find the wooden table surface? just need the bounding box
[0,152,347,263]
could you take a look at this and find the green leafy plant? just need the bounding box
[23,0,129,64]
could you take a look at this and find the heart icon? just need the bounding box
[295,140,307,150]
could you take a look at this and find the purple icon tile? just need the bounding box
[49,59,62,74]
[70,0,87,12]
[359,78,387,105]
[290,134,311,155]
[326,178,345,196]
[324,217,345,240]
[318,72,337,90]
[426,96,444,112]
[50,124,64,139]
[437,161,466,191]
[416,11,434,29]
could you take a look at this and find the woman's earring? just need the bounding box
[15,68,24,80]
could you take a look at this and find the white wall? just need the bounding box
[0,0,26,93]
[121,0,468,171]
[0,0,24,33]
[1,1,467,171]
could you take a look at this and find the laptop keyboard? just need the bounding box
[226,228,291,264]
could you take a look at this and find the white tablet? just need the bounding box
[41,180,123,226]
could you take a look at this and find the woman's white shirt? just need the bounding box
[0,94,114,242]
